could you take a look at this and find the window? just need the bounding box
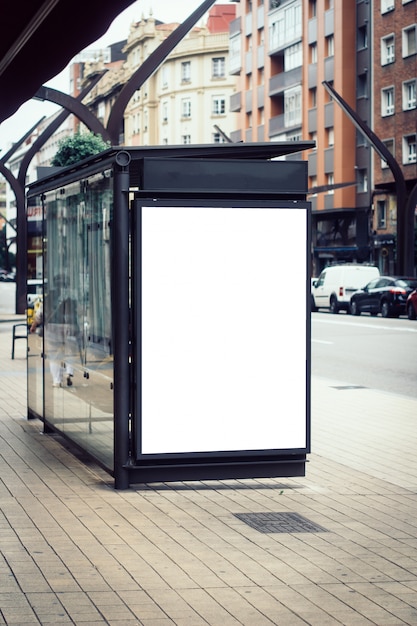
[161,66,169,89]
[269,2,302,50]
[181,98,191,118]
[284,42,302,70]
[309,176,317,195]
[402,25,417,57]
[181,61,191,82]
[403,79,417,109]
[358,25,368,50]
[377,200,387,229]
[381,87,395,115]
[381,138,394,168]
[357,73,368,98]
[327,127,334,147]
[309,87,317,108]
[162,101,168,123]
[403,134,417,163]
[309,0,317,18]
[284,86,302,127]
[327,173,334,194]
[213,132,226,144]
[381,35,395,64]
[212,57,225,78]
[212,97,226,115]
[310,43,317,64]
[326,35,334,57]
[357,169,368,193]
[381,0,395,12]
[182,135,191,144]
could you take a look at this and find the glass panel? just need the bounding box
[27,194,44,419]
[42,171,114,468]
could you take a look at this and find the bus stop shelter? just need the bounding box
[26,142,312,488]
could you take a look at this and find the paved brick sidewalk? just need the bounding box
[1,316,417,625]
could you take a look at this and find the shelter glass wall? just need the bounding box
[28,171,114,469]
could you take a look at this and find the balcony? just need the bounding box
[268,113,285,137]
[324,147,334,174]
[308,151,317,176]
[308,108,317,133]
[308,17,317,44]
[324,102,334,128]
[308,63,317,88]
[257,45,264,69]
[324,56,334,82]
[324,9,334,36]
[229,16,241,36]
[269,67,302,96]
[245,90,253,113]
[230,91,241,112]
[257,85,264,109]
[245,51,252,73]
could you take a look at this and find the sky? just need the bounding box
[0,0,232,154]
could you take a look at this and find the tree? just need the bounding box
[51,132,110,167]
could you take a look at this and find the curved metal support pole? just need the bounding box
[18,72,107,188]
[322,81,412,276]
[106,0,217,143]
[34,82,110,140]
[0,162,26,313]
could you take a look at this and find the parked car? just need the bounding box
[350,276,417,318]
[406,289,417,320]
[311,264,380,313]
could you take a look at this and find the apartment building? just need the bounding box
[229,0,390,275]
[78,6,238,146]
[372,0,417,274]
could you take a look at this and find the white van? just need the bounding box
[311,264,380,313]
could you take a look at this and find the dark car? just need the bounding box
[406,289,417,320]
[349,276,417,318]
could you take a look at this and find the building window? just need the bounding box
[327,173,334,194]
[309,87,317,108]
[327,127,334,147]
[162,101,168,123]
[181,61,191,82]
[284,86,301,127]
[284,42,302,70]
[181,98,191,118]
[269,1,302,50]
[381,35,395,64]
[182,135,191,144]
[357,169,368,193]
[212,57,225,78]
[381,0,395,12]
[377,200,387,229]
[161,65,169,88]
[213,132,226,143]
[357,73,368,98]
[381,86,395,115]
[212,97,226,115]
[403,79,417,109]
[402,25,417,57]
[381,138,394,168]
[309,176,317,195]
[403,134,417,163]
[358,25,368,50]
[326,35,334,57]
[310,43,317,64]
[309,0,317,18]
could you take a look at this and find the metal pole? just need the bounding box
[112,151,131,489]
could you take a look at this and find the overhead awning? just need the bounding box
[0,0,136,124]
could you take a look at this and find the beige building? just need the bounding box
[80,6,238,147]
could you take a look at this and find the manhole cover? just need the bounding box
[234,512,328,533]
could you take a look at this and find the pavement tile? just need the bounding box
[1,315,417,625]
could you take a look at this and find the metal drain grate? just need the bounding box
[331,385,367,390]
[234,512,328,534]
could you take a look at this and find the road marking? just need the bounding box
[313,317,417,333]
[312,339,333,344]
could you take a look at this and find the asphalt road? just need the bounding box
[312,311,417,399]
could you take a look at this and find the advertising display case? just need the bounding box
[26,143,312,488]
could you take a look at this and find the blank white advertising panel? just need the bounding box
[140,205,307,455]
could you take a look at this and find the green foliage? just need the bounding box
[51,132,110,167]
